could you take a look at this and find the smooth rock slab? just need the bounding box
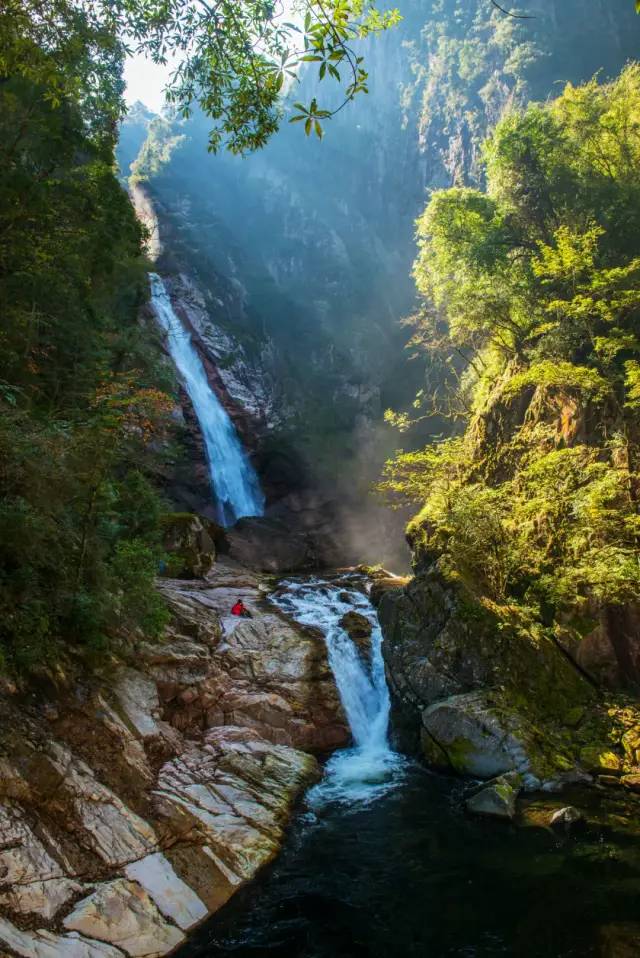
[125,852,207,930]
[64,879,185,957]
[113,668,163,740]
[0,919,123,958]
[0,803,80,919]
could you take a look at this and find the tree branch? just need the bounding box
[490,0,535,18]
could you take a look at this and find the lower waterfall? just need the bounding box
[272,574,407,804]
[149,272,265,525]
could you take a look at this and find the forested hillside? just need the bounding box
[375,67,640,811]
[382,66,640,685]
[0,6,174,671]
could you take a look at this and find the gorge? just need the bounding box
[2,1,640,957]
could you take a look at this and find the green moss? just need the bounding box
[446,736,476,773]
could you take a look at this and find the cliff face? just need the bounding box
[379,382,640,792]
[0,554,348,958]
[378,58,640,793]
[120,0,640,539]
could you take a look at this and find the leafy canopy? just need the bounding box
[380,65,640,631]
[2,1,401,153]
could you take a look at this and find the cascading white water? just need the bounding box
[272,575,407,805]
[149,273,265,526]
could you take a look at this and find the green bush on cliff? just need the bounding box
[381,65,640,627]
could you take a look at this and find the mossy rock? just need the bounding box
[161,512,216,579]
[579,746,624,775]
[621,727,640,765]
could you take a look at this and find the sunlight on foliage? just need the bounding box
[380,65,640,629]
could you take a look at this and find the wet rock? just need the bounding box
[465,773,521,820]
[550,806,584,829]
[63,879,185,956]
[0,557,346,950]
[339,611,373,659]
[161,513,216,578]
[156,564,348,751]
[379,566,597,788]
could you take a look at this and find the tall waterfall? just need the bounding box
[149,273,265,525]
[272,576,406,804]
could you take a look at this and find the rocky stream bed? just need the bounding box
[3,547,640,958]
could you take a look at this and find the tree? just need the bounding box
[380,66,640,625]
[1,1,401,154]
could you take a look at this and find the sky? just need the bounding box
[123,53,174,113]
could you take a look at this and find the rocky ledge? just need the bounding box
[379,564,640,799]
[0,558,347,958]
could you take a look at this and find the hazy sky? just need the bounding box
[124,53,174,113]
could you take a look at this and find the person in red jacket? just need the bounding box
[231,599,251,618]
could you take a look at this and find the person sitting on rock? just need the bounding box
[231,599,251,618]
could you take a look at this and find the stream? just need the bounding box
[178,575,640,958]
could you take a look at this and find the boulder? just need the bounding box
[339,611,373,659]
[225,517,313,572]
[161,513,216,578]
[420,691,531,780]
[621,773,640,792]
[465,773,521,820]
[379,566,598,789]
[369,576,410,608]
[550,806,584,829]
[579,746,623,775]
[621,727,640,766]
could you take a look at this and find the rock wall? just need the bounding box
[379,564,640,793]
[0,558,347,958]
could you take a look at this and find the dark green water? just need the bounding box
[178,763,640,958]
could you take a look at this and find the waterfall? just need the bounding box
[149,273,265,526]
[272,575,406,804]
